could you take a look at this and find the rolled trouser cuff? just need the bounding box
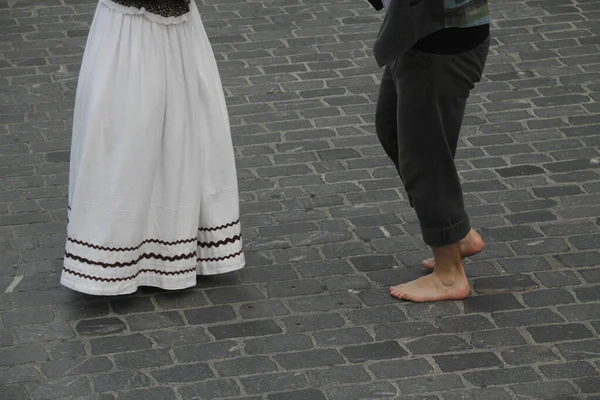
[421,216,470,247]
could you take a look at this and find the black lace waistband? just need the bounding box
[108,0,191,18]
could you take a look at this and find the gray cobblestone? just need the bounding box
[1,0,600,398]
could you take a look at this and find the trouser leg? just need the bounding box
[375,39,489,247]
[375,65,413,206]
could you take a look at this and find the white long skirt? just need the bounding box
[61,0,244,296]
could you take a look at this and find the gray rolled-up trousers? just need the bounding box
[375,37,490,247]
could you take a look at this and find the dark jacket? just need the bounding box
[368,0,445,67]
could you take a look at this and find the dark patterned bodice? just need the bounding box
[110,0,191,17]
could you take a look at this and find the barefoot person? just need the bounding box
[61,0,244,295]
[368,0,490,302]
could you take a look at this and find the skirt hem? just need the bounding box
[61,261,244,296]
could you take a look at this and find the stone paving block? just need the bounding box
[75,318,126,336]
[435,352,503,372]
[0,344,48,366]
[266,279,325,298]
[536,270,582,287]
[470,328,527,349]
[340,340,407,362]
[322,275,372,292]
[556,339,600,360]
[539,361,599,379]
[239,299,289,319]
[117,388,177,400]
[42,356,113,379]
[580,268,600,284]
[434,315,494,334]
[367,267,426,288]
[114,349,173,369]
[528,324,595,348]
[368,358,433,380]
[306,365,372,387]
[493,308,565,327]
[556,251,600,268]
[574,286,600,302]
[558,303,600,321]
[148,326,210,347]
[2,306,54,326]
[463,293,523,313]
[501,345,561,366]
[205,285,265,304]
[397,374,465,394]
[283,313,346,333]
[173,340,241,363]
[0,364,41,385]
[295,260,354,278]
[481,226,543,243]
[268,389,327,400]
[575,377,600,394]
[325,382,397,400]
[178,379,242,399]
[245,333,313,355]
[510,381,578,398]
[109,297,155,314]
[404,301,462,320]
[346,305,407,325]
[474,274,539,294]
[287,293,362,312]
[274,349,346,370]
[126,311,184,331]
[350,255,396,272]
[209,320,282,340]
[443,388,513,400]
[93,370,154,393]
[90,334,152,355]
[184,305,236,325]
[406,335,472,355]
[47,341,86,360]
[313,327,373,347]
[373,321,438,341]
[216,355,279,377]
[0,383,30,400]
[593,321,600,335]
[522,288,576,307]
[464,366,542,386]
[241,372,308,395]
[31,376,91,400]
[10,321,74,344]
[151,364,214,383]
[54,301,110,321]
[239,265,299,283]
[154,291,207,310]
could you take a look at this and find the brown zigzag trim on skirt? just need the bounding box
[66,248,243,267]
[68,234,241,253]
[68,237,197,252]
[197,235,241,248]
[62,266,196,282]
[198,249,243,263]
[65,251,197,268]
[198,219,240,232]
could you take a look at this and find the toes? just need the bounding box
[389,285,405,299]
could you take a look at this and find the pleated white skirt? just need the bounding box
[61,0,244,296]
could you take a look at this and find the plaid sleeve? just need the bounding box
[444,0,490,28]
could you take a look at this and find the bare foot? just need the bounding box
[389,270,471,302]
[422,229,484,269]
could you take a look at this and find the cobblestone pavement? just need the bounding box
[1,0,600,398]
